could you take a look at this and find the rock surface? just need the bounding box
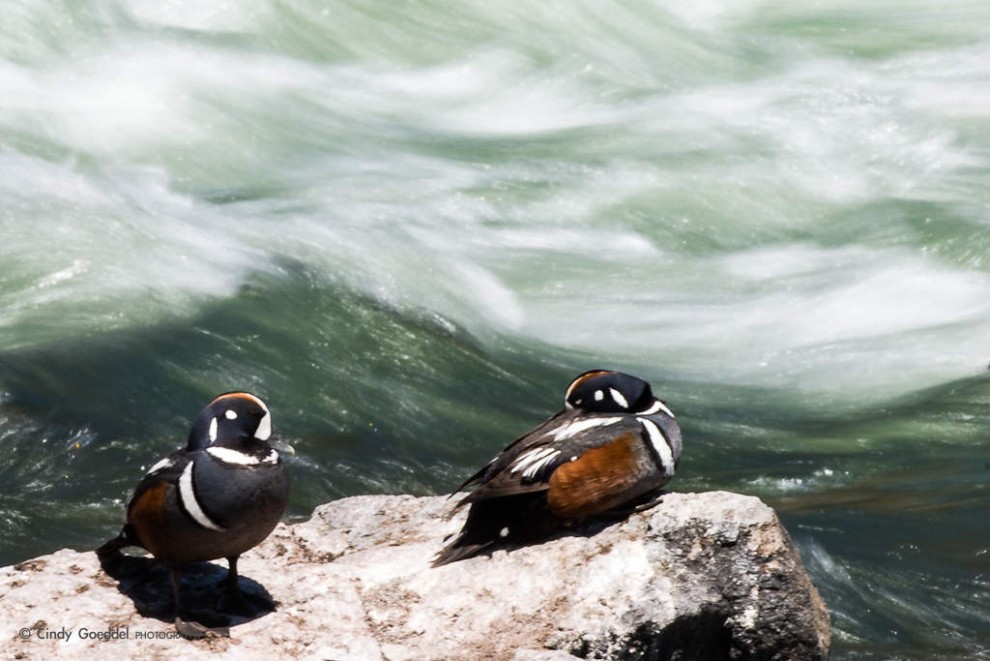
[2,491,829,660]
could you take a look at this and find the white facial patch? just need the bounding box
[254,409,272,441]
[499,527,510,538]
[511,447,561,479]
[208,416,218,442]
[145,457,174,476]
[552,416,624,441]
[225,409,238,420]
[639,418,675,475]
[609,388,629,409]
[594,390,605,401]
[178,462,225,531]
[640,399,676,418]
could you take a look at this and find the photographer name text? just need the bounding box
[18,625,183,642]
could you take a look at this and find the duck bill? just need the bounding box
[267,435,296,456]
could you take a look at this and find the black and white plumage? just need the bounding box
[97,392,293,638]
[433,370,681,567]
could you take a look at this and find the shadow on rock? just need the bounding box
[96,551,276,629]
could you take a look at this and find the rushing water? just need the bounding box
[2,1,990,657]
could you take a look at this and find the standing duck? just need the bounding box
[97,392,292,638]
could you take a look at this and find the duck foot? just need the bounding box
[174,615,230,639]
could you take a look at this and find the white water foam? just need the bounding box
[1,0,989,404]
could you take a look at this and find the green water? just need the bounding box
[2,1,990,657]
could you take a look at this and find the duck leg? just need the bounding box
[171,569,230,639]
[218,555,274,616]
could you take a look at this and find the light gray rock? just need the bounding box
[2,491,829,660]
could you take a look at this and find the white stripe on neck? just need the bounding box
[206,446,277,466]
[640,399,675,418]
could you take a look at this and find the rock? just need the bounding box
[1,491,829,660]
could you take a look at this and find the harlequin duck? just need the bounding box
[433,370,681,567]
[97,392,293,638]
